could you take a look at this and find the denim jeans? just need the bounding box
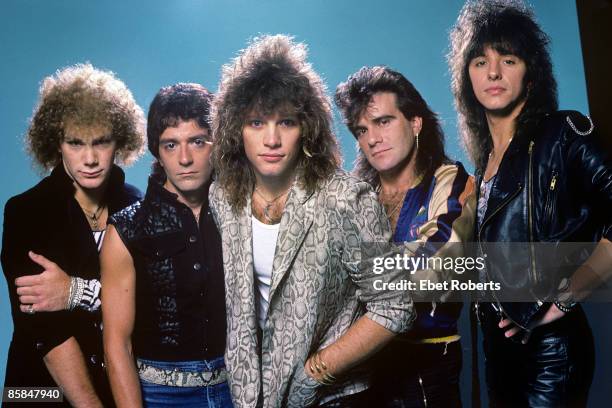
[138,357,233,408]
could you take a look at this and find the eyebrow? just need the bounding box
[372,114,396,123]
[93,135,113,142]
[159,133,209,143]
[64,134,112,143]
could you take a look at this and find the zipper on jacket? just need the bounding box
[543,171,558,226]
[528,141,538,285]
[477,184,524,328]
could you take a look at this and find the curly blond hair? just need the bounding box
[26,63,146,171]
[211,34,341,212]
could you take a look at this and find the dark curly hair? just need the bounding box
[211,34,341,212]
[26,63,145,172]
[147,83,213,176]
[335,66,449,189]
[448,0,558,170]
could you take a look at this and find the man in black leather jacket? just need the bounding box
[449,1,612,407]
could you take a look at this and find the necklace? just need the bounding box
[80,204,105,230]
[254,186,290,223]
[380,191,407,221]
[488,137,514,159]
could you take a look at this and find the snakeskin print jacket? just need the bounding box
[209,170,415,408]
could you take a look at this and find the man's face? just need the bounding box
[242,109,301,186]
[468,45,528,114]
[158,119,213,199]
[60,120,117,193]
[355,92,422,175]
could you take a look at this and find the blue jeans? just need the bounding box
[139,357,233,408]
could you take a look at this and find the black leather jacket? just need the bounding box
[477,111,612,328]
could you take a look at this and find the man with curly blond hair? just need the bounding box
[2,63,145,407]
[210,34,414,407]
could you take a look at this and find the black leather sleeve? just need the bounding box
[565,112,612,241]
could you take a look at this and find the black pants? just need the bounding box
[369,339,463,408]
[478,303,594,408]
[318,389,375,408]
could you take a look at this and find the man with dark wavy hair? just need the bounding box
[210,35,414,407]
[449,1,612,406]
[101,83,231,407]
[335,66,475,407]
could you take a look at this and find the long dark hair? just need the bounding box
[448,0,558,170]
[335,65,449,188]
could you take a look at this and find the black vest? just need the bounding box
[109,176,226,361]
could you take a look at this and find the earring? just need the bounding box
[303,145,313,158]
[415,133,420,151]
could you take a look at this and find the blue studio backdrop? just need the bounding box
[1,1,608,406]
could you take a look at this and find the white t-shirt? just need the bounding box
[252,216,280,329]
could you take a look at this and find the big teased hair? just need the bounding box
[147,83,213,176]
[448,0,558,170]
[26,63,145,172]
[211,34,341,212]
[335,66,449,189]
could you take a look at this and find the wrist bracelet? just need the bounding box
[66,277,76,310]
[554,300,576,314]
[311,351,337,385]
[68,277,85,310]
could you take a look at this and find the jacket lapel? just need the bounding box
[268,182,315,301]
[239,194,258,323]
[215,189,262,407]
[482,139,525,226]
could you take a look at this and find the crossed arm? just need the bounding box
[15,251,100,313]
[1,204,103,407]
[100,225,143,408]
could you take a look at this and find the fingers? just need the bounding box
[15,274,43,288]
[20,302,37,313]
[499,317,522,338]
[19,295,38,305]
[504,326,522,338]
[16,285,39,296]
[498,318,513,329]
[28,251,56,269]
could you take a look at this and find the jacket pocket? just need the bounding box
[131,231,187,260]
